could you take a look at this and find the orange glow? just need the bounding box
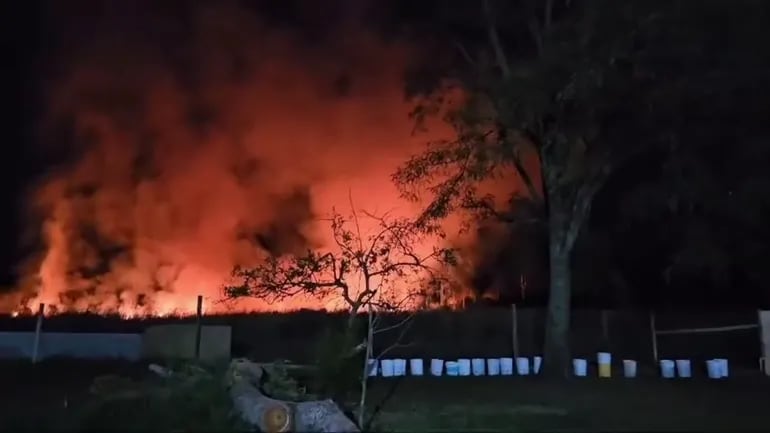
[1,2,476,317]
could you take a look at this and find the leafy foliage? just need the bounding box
[394,0,663,248]
[78,363,245,431]
[606,0,770,297]
[311,326,367,407]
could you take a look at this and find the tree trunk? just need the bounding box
[227,359,360,432]
[357,307,374,427]
[542,229,573,378]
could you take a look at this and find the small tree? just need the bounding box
[225,208,453,426]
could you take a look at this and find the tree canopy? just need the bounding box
[390,0,770,374]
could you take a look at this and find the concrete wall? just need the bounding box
[0,332,142,360]
[0,326,232,361]
[142,324,232,362]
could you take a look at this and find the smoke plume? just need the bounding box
[6,0,461,315]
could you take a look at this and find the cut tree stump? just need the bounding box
[227,358,360,433]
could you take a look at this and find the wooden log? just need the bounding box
[227,358,360,433]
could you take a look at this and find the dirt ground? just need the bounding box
[2,360,769,432]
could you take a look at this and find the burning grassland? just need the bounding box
[2,0,474,317]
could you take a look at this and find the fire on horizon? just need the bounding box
[0,1,516,317]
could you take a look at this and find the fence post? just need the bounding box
[601,309,610,349]
[511,304,519,358]
[649,311,658,363]
[194,295,203,360]
[31,303,45,363]
[757,309,768,375]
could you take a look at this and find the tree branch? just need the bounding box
[482,0,511,78]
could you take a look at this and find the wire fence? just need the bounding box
[1,302,763,367]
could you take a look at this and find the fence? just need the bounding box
[0,331,142,360]
[0,303,762,367]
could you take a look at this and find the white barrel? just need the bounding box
[380,359,395,377]
[457,359,471,376]
[516,357,530,375]
[675,359,692,378]
[430,358,444,376]
[715,358,729,377]
[471,358,486,376]
[660,359,675,378]
[500,357,514,375]
[487,358,501,376]
[622,359,637,378]
[394,358,407,376]
[706,359,721,379]
[533,356,543,374]
[410,358,424,376]
[445,361,459,376]
[572,358,588,377]
[367,359,378,377]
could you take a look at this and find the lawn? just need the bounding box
[368,376,770,431]
[2,360,769,432]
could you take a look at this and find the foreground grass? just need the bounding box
[2,360,770,431]
[365,375,770,432]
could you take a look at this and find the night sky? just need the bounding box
[2,1,43,286]
[2,0,770,311]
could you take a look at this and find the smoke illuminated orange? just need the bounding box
[1,2,477,316]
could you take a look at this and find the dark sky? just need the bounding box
[1,1,43,285]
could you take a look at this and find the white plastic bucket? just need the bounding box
[367,359,378,377]
[622,359,637,378]
[500,357,514,375]
[471,358,486,376]
[410,358,424,376]
[715,358,729,377]
[675,359,692,378]
[706,359,721,379]
[430,359,444,376]
[394,359,407,376]
[572,358,588,377]
[457,359,472,376]
[380,359,395,377]
[533,356,543,374]
[445,361,459,376]
[516,357,530,375]
[660,359,675,378]
[597,352,612,364]
[487,358,501,376]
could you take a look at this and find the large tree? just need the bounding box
[392,0,724,376]
[606,0,770,306]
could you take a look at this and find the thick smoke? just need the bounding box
[7,0,460,315]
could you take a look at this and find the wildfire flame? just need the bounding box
[3,1,479,317]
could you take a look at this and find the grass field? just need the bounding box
[2,359,769,432]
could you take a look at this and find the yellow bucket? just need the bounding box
[598,352,612,378]
[598,363,611,378]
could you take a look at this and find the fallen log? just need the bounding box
[227,358,360,433]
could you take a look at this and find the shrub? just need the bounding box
[77,362,245,431]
